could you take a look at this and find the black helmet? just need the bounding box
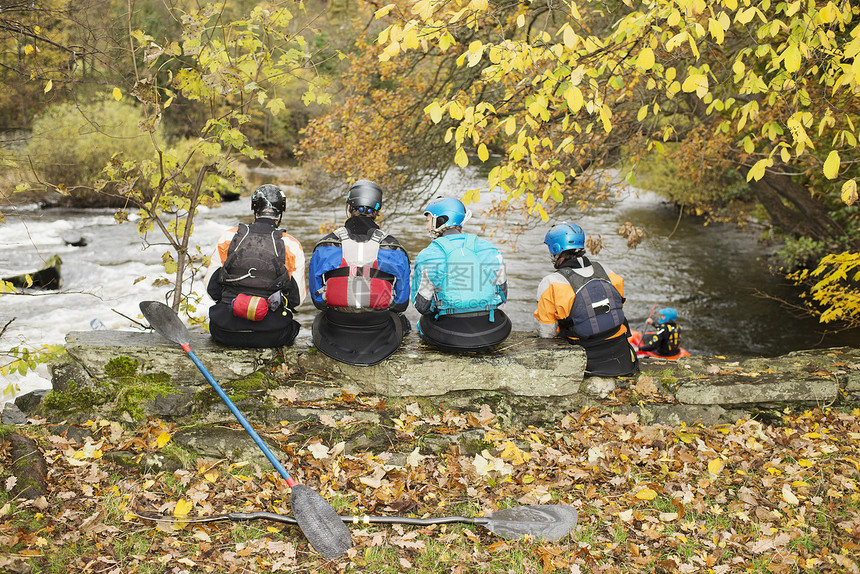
[346,180,383,216]
[251,184,286,217]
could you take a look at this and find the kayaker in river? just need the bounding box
[637,307,682,357]
[533,222,639,377]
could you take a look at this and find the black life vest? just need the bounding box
[219,220,291,300]
[557,262,626,339]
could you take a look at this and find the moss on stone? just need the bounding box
[104,356,140,379]
[116,376,176,418]
[42,381,111,413]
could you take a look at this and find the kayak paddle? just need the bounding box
[132,504,578,542]
[138,301,352,559]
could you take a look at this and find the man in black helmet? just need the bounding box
[308,180,411,365]
[202,184,305,347]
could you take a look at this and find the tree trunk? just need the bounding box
[741,166,852,245]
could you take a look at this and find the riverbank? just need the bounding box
[1,346,858,573]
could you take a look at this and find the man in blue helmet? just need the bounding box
[202,184,305,348]
[411,197,511,351]
[638,307,682,356]
[534,222,639,377]
[308,180,411,365]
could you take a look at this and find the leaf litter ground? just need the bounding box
[1,391,859,574]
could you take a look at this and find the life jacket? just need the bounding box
[647,322,681,355]
[219,221,290,300]
[321,227,396,309]
[433,234,502,318]
[557,262,626,339]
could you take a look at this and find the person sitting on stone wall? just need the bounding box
[411,197,511,351]
[203,184,305,348]
[307,180,411,365]
[534,222,639,377]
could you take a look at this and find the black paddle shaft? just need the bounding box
[133,504,578,542]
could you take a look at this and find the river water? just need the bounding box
[1,166,858,404]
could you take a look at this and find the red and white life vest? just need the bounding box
[322,227,396,309]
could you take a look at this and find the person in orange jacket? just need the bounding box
[202,184,306,347]
[533,222,639,377]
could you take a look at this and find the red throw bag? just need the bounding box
[232,294,268,321]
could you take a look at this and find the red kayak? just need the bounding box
[628,330,691,360]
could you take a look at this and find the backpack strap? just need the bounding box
[219,224,250,283]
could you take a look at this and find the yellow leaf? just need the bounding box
[635,488,658,500]
[823,150,840,179]
[708,459,723,476]
[783,44,801,73]
[499,441,529,465]
[24,44,34,55]
[681,73,708,98]
[504,116,516,135]
[797,459,814,468]
[204,471,219,482]
[155,431,171,448]
[44,79,53,93]
[112,87,122,101]
[637,105,648,121]
[516,14,525,27]
[174,499,193,518]
[478,143,489,162]
[781,484,799,505]
[462,188,474,204]
[374,4,395,18]
[565,86,583,113]
[841,180,858,206]
[455,147,468,168]
[637,47,655,70]
[425,102,443,124]
[563,26,576,49]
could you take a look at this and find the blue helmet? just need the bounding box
[423,197,471,235]
[544,222,585,258]
[658,307,677,322]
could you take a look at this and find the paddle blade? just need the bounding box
[140,301,191,346]
[290,484,352,559]
[484,505,578,542]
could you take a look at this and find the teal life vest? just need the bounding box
[433,234,501,318]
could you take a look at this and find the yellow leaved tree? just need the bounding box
[359,0,860,326]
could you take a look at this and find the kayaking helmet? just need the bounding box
[544,222,585,264]
[423,197,471,237]
[251,184,286,221]
[346,180,383,217]
[658,307,677,323]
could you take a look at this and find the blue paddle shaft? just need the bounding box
[183,346,296,486]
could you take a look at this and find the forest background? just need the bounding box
[1,0,859,372]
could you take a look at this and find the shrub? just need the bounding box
[23,100,162,206]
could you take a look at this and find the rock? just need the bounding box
[6,433,48,499]
[14,390,48,416]
[283,332,586,398]
[582,376,616,399]
[2,403,27,425]
[172,426,286,466]
[145,386,198,418]
[3,254,62,290]
[676,375,839,406]
[65,330,275,385]
[628,404,747,427]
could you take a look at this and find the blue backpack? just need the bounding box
[434,234,501,317]
[557,262,625,338]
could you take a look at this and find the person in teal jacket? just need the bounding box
[411,197,511,351]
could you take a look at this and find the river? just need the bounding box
[1,166,858,404]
